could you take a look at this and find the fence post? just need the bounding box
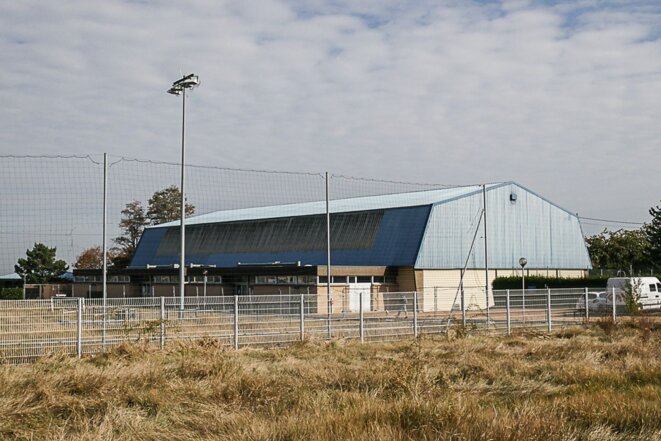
[434,287,438,312]
[76,297,83,358]
[612,286,616,322]
[160,296,165,350]
[461,287,466,327]
[413,291,418,338]
[584,287,589,323]
[359,291,364,343]
[547,287,552,332]
[234,295,239,350]
[102,299,107,353]
[506,289,511,336]
[300,294,305,342]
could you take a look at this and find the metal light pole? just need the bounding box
[168,74,200,314]
[519,257,527,324]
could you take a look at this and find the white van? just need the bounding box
[606,277,661,310]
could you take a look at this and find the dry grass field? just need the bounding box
[0,318,659,441]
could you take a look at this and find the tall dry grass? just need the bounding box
[0,320,659,440]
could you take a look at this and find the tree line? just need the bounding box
[585,201,661,274]
[14,186,194,283]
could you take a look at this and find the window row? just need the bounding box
[152,275,223,284]
[253,275,317,285]
[75,275,130,283]
[318,276,397,284]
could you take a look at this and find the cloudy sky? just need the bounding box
[1,0,660,232]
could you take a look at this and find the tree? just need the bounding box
[146,185,195,225]
[645,201,661,270]
[113,200,149,268]
[74,246,118,269]
[15,243,68,284]
[585,228,650,273]
[623,277,643,315]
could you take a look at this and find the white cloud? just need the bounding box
[0,0,660,232]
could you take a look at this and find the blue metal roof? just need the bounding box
[131,205,432,268]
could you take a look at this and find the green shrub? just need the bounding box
[623,278,643,314]
[492,276,608,290]
[0,288,23,300]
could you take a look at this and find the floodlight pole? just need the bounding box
[168,74,199,314]
[179,86,186,313]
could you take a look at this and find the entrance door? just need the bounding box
[349,283,371,312]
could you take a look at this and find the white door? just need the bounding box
[349,283,371,312]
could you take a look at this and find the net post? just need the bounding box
[359,291,364,343]
[612,286,616,322]
[76,297,83,358]
[413,291,418,338]
[300,294,305,342]
[506,289,511,336]
[547,287,552,332]
[584,287,589,323]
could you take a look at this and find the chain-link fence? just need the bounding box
[2,287,637,364]
[0,154,454,276]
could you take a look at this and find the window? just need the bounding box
[318,276,328,284]
[650,284,657,292]
[75,275,101,283]
[357,276,372,283]
[153,275,178,284]
[372,276,385,284]
[108,275,130,283]
[657,283,661,292]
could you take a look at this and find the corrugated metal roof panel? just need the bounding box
[151,184,499,228]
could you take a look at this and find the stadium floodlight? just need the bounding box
[167,73,200,314]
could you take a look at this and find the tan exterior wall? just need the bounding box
[418,269,496,311]
[397,268,416,292]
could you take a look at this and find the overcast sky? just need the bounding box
[1,0,660,233]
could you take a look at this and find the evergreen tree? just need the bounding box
[15,243,68,284]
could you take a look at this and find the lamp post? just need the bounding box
[519,257,527,324]
[167,73,200,313]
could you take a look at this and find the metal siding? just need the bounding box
[415,183,591,269]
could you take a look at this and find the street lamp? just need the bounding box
[167,73,200,313]
[519,257,527,324]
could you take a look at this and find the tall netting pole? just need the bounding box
[102,153,108,351]
[326,171,331,338]
[483,184,490,327]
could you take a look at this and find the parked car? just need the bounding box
[606,277,661,310]
[575,291,608,313]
